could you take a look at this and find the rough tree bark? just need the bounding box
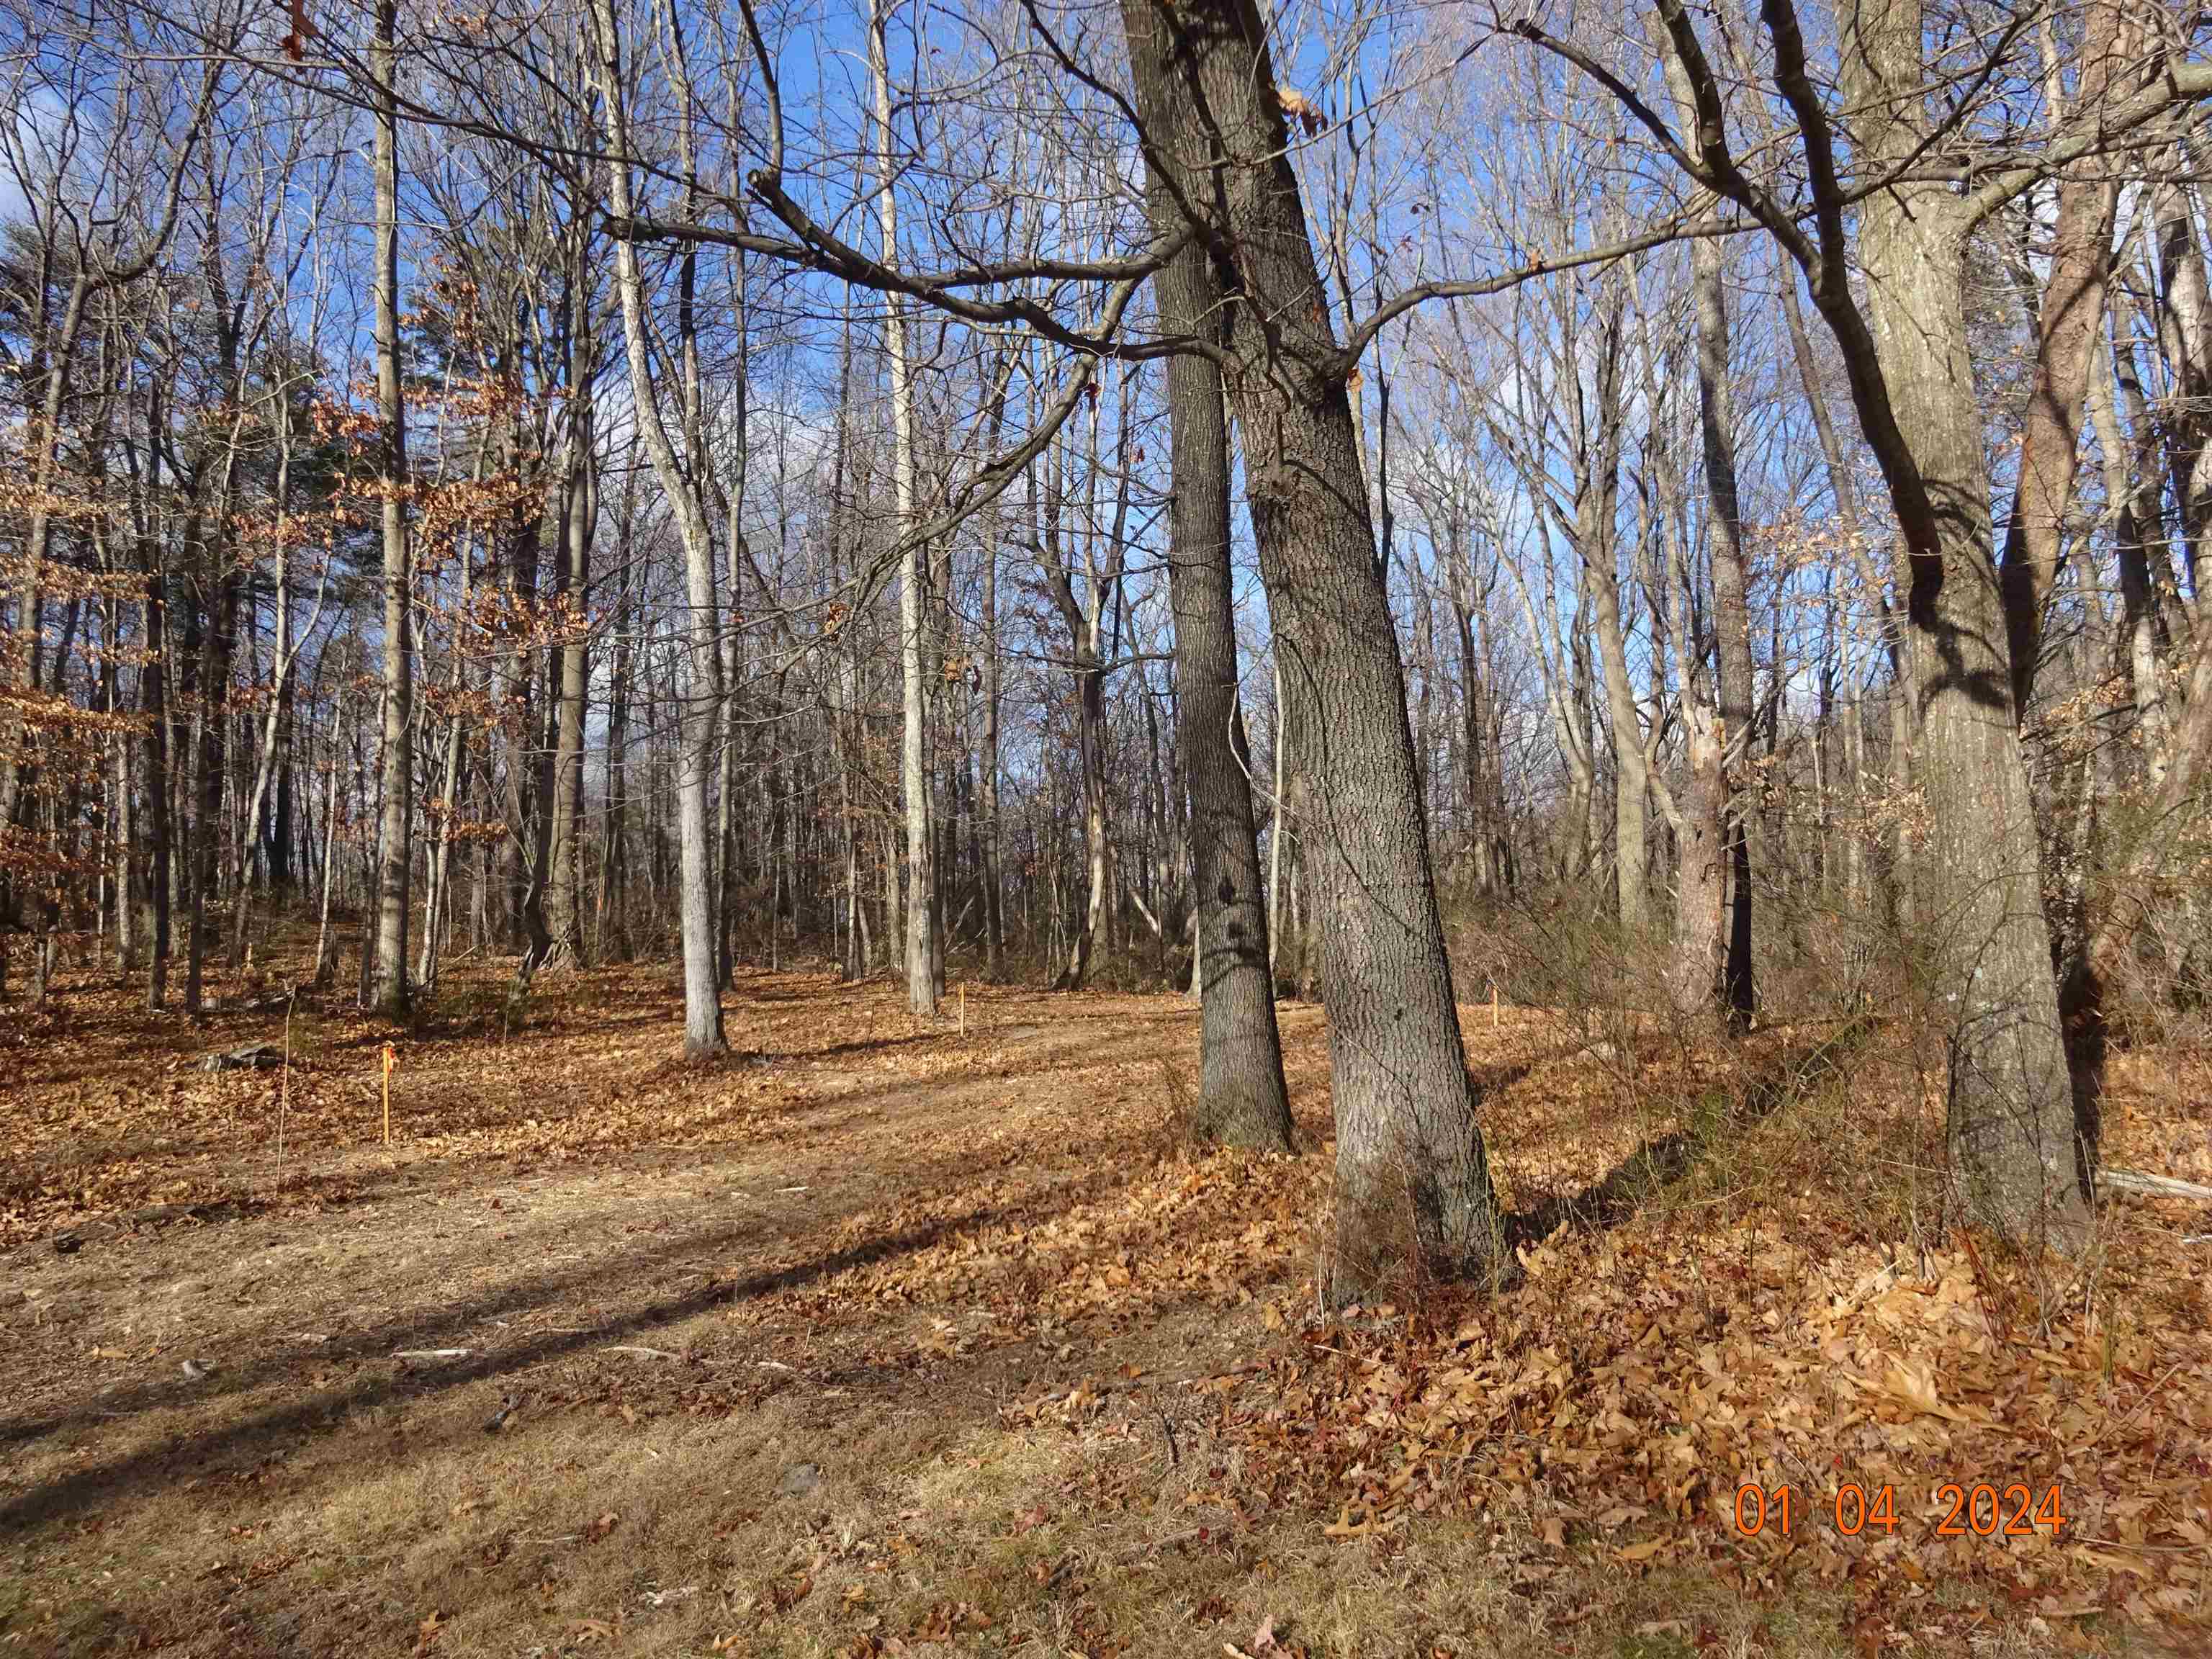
[1138,105,1293,1147]
[1831,0,2088,1238]
[1120,0,1498,1298]
[1997,0,2128,716]
[1658,36,1758,1025]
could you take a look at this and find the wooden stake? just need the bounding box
[1491,982,1499,1031]
[960,982,967,1040]
[381,1042,395,1146]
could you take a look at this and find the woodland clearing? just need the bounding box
[0,961,2207,1658]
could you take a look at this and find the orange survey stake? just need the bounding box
[1731,1483,2065,1537]
[381,1042,396,1146]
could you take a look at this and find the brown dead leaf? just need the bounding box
[1275,86,1326,135]
[763,1572,812,1614]
[1879,1357,1969,1422]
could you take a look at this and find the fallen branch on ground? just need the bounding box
[2098,1168,2212,1201]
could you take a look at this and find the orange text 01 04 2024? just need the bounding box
[1731,1482,2067,1539]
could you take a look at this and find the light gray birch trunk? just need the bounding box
[869,0,936,1016]
[590,0,726,1054]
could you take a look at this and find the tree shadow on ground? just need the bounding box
[1502,1015,1874,1248]
[0,1097,1141,1460]
[0,1184,1082,1533]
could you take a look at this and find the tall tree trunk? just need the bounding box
[0,275,91,876]
[1568,575,1601,883]
[2151,165,2211,606]
[869,0,938,1017]
[1833,0,2089,1241]
[269,679,295,896]
[593,0,724,1053]
[544,290,593,967]
[418,530,472,989]
[1569,297,1645,932]
[1147,176,1293,1146]
[1119,0,1498,1300]
[1040,390,1128,992]
[500,462,542,954]
[230,420,318,971]
[601,490,637,960]
[369,0,414,1017]
[184,521,235,1016]
[140,549,173,1010]
[713,247,750,991]
[109,614,136,971]
[2085,331,2172,775]
[1266,655,1287,980]
[1655,36,1759,1023]
[880,816,903,974]
[1996,1,2128,716]
[1689,209,1757,1025]
[981,484,1005,979]
[1056,660,1110,990]
[314,685,344,987]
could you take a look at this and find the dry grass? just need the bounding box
[0,953,2204,1656]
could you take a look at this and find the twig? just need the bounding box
[1116,1527,1202,1562]
[2073,1536,2206,1555]
[2079,1357,2194,1454]
[1954,1227,2015,1348]
[393,1348,471,1360]
[605,1345,680,1360]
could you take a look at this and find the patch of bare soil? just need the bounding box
[0,962,2204,1658]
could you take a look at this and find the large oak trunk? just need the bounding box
[1839,0,2089,1241]
[1119,0,1498,1298]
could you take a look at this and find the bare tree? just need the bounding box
[1131,60,1292,1141]
[1120,0,1500,1298]
[589,0,727,1054]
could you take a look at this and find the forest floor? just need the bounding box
[0,955,2208,1658]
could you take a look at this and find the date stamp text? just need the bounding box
[1732,1482,2066,1538]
